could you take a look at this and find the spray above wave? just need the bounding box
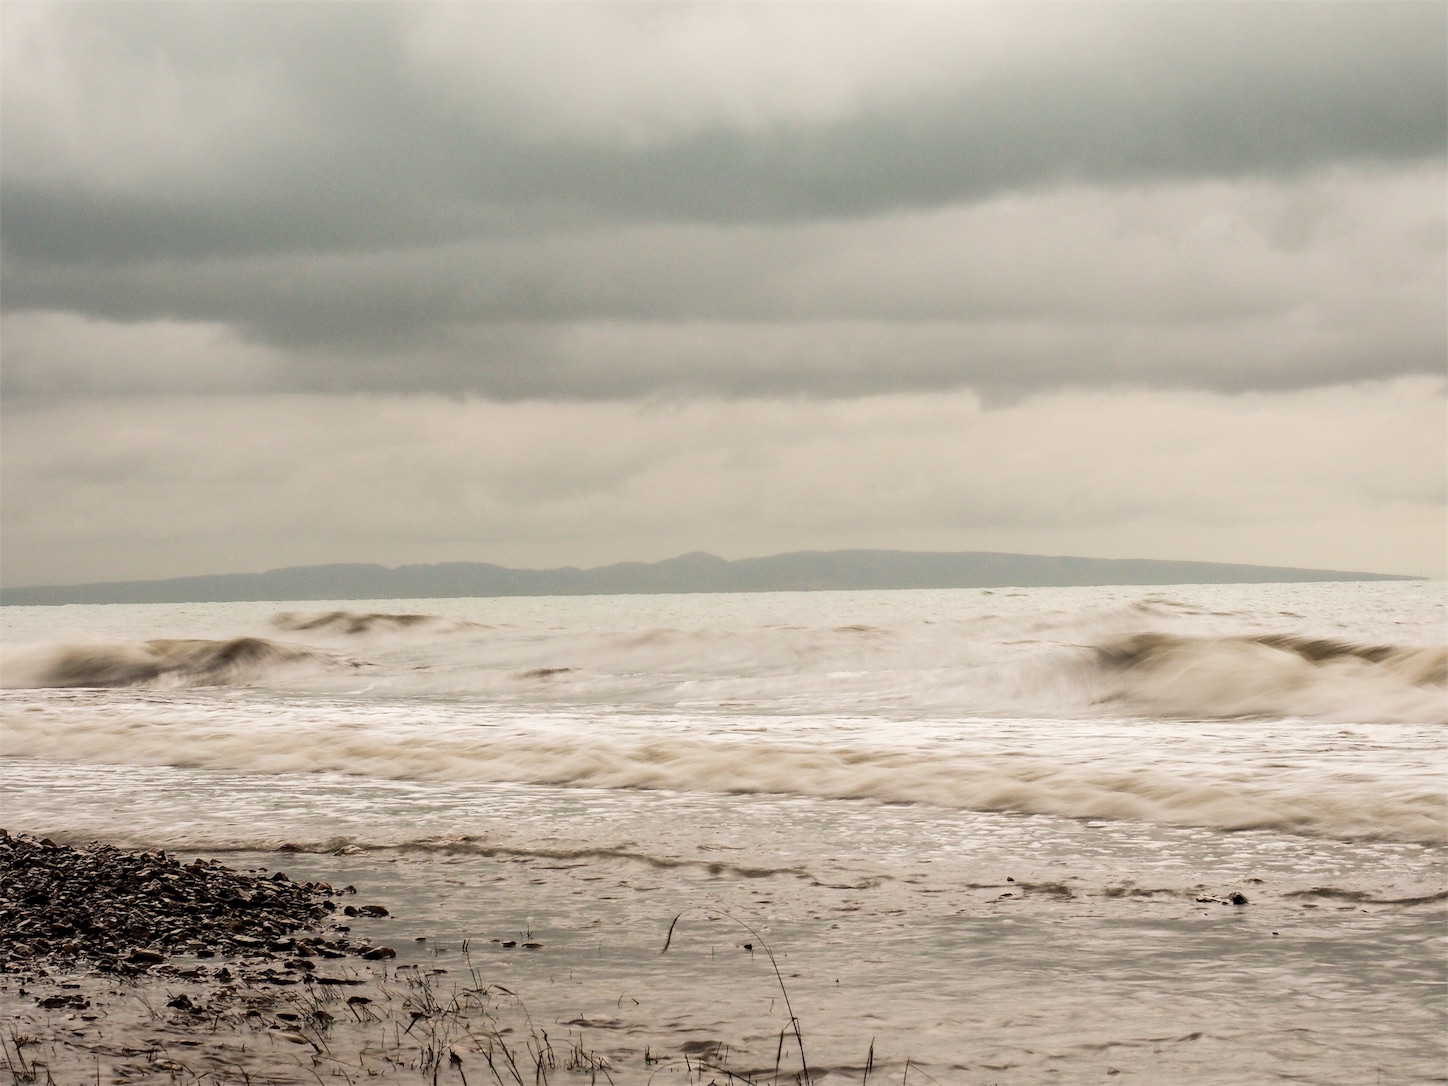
[0,637,349,689]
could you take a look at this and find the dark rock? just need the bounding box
[0,833,393,975]
[1228,892,1249,906]
[37,993,88,1010]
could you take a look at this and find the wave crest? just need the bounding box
[3,637,341,688]
[272,611,453,635]
[4,714,1442,845]
[1093,632,1446,722]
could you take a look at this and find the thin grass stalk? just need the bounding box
[661,909,812,1086]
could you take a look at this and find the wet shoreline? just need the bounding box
[0,833,783,1085]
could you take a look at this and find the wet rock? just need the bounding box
[1228,892,1249,906]
[0,829,393,975]
[37,993,88,1010]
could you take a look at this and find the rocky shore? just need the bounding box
[0,833,768,1084]
[0,829,395,983]
[0,832,470,1084]
[0,833,659,1085]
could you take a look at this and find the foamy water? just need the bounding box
[2,582,1444,1083]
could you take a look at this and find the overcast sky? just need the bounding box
[2,1,1444,586]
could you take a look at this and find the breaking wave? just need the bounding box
[1099,631,1445,680]
[3,605,1444,723]
[4,706,1443,845]
[272,611,485,636]
[1,637,345,688]
[1093,633,1446,723]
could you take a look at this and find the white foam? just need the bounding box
[4,698,1442,844]
[2,583,1442,843]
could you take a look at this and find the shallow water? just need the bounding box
[2,583,1444,1082]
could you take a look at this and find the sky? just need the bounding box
[2,1,1444,587]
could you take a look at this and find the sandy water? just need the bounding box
[2,583,1444,1082]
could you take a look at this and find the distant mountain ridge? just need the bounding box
[0,549,1416,605]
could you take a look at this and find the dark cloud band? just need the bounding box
[1,2,1443,403]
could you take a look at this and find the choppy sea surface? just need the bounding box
[2,582,1445,1083]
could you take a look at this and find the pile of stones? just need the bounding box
[0,829,393,977]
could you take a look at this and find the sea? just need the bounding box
[1,581,1444,1084]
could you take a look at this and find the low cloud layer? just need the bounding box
[5,381,1443,586]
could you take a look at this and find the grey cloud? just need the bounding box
[5,314,1439,403]
[4,168,1442,400]
[1,3,1443,404]
[2,3,1442,264]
